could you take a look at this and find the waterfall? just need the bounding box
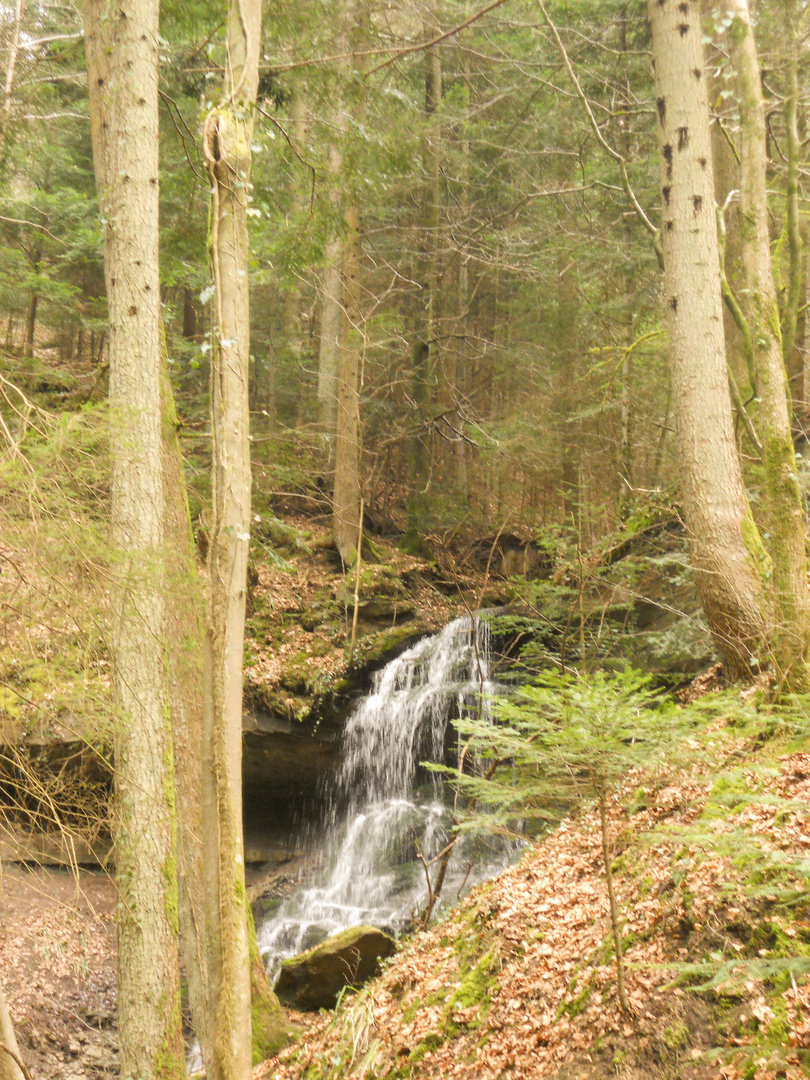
[257,614,512,983]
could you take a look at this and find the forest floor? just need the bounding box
[5,723,810,1080]
[0,863,117,1080]
[1,423,807,1078]
[255,706,810,1080]
[4,661,810,1079]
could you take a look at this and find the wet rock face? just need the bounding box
[274,925,397,1011]
[240,621,439,827]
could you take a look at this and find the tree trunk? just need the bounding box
[405,41,442,553]
[83,2,185,1078]
[317,229,343,460]
[23,263,38,360]
[203,0,285,1074]
[780,11,802,393]
[701,0,750,400]
[333,200,363,565]
[159,364,215,1071]
[556,201,579,529]
[317,109,343,459]
[647,0,767,678]
[617,15,634,515]
[727,0,809,686]
[331,0,365,566]
[0,0,23,166]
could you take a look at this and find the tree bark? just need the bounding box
[182,288,198,341]
[778,9,802,387]
[331,0,365,566]
[556,200,579,529]
[647,0,767,677]
[317,139,344,458]
[83,2,185,1078]
[405,40,442,553]
[159,364,215,1071]
[727,0,810,686]
[617,14,634,515]
[203,0,286,1074]
[333,198,363,565]
[0,0,23,166]
[701,0,750,401]
[23,289,36,360]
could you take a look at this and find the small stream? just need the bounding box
[257,614,517,984]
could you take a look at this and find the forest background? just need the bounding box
[0,0,806,597]
[0,0,809,1078]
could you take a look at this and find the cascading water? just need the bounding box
[257,614,515,984]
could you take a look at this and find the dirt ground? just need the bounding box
[0,864,117,1080]
[0,856,313,1080]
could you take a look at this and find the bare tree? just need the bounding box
[83,0,184,1075]
[329,0,366,566]
[203,0,286,1074]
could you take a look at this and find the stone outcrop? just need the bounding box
[274,925,397,1011]
[241,620,438,831]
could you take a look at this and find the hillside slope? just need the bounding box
[256,710,810,1080]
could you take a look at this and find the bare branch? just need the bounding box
[536,0,661,259]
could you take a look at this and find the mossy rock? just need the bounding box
[275,925,397,1011]
[350,622,432,668]
[299,603,341,633]
[344,563,401,597]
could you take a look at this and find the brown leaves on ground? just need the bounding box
[0,865,117,1080]
[244,520,462,708]
[256,749,810,1080]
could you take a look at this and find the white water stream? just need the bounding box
[257,615,515,984]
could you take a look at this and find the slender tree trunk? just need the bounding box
[647,0,767,677]
[83,2,184,1078]
[405,41,442,552]
[204,1,285,1074]
[554,194,579,529]
[0,0,23,165]
[331,0,365,565]
[272,90,307,435]
[317,202,343,459]
[617,14,634,515]
[23,297,36,359]
[182,288,198,341]
[727,0,810,685]
[447,42,472,503]
[618,349,633,505]
[454,265,470,498]
[701,0,750,400]
[23,254,39,359]
[780,10,802,389]
[333,198,363,564]
[159,364,215,1071]
[317,107,343,457]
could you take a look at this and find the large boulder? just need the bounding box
[275,925,397,1011]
